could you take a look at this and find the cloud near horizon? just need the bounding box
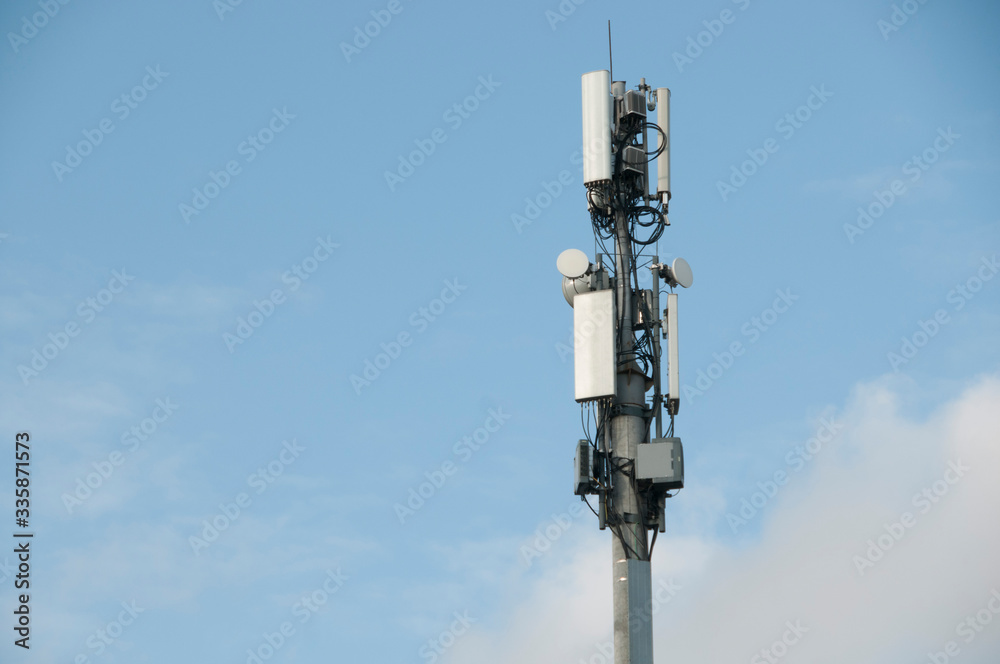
[439,374,1000,664]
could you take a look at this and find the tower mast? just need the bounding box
[560,63,692,664]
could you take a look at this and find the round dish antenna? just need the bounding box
[557,249,591,279]
[668,257,693,288]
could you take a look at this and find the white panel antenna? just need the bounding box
[581,70,612,185]
[574,290,616,402]
[656,87,671,205]
[666,292,679,413]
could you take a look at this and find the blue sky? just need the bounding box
[1,0,998,662]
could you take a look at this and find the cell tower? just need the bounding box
[558,60,693,663]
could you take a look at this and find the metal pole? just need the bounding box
[611,208,653,664]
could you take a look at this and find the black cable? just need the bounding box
[610,521,642,561]
[606,454,647,561]
[583,495,600,519]
[643,122,667,160]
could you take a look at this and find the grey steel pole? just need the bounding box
[611,208,653,664]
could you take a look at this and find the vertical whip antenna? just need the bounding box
[608,20,613,82]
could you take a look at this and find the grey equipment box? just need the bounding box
[635,437,684,489]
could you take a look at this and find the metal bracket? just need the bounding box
[611,403,649,419]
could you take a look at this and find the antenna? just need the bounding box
[608,20,613,82]
[556,248,591,279]
[555,50,696,664]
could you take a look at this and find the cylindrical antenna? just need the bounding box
[656,87,671,206]
[582,70,612,185]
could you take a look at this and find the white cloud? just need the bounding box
[439,374,1000,664]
